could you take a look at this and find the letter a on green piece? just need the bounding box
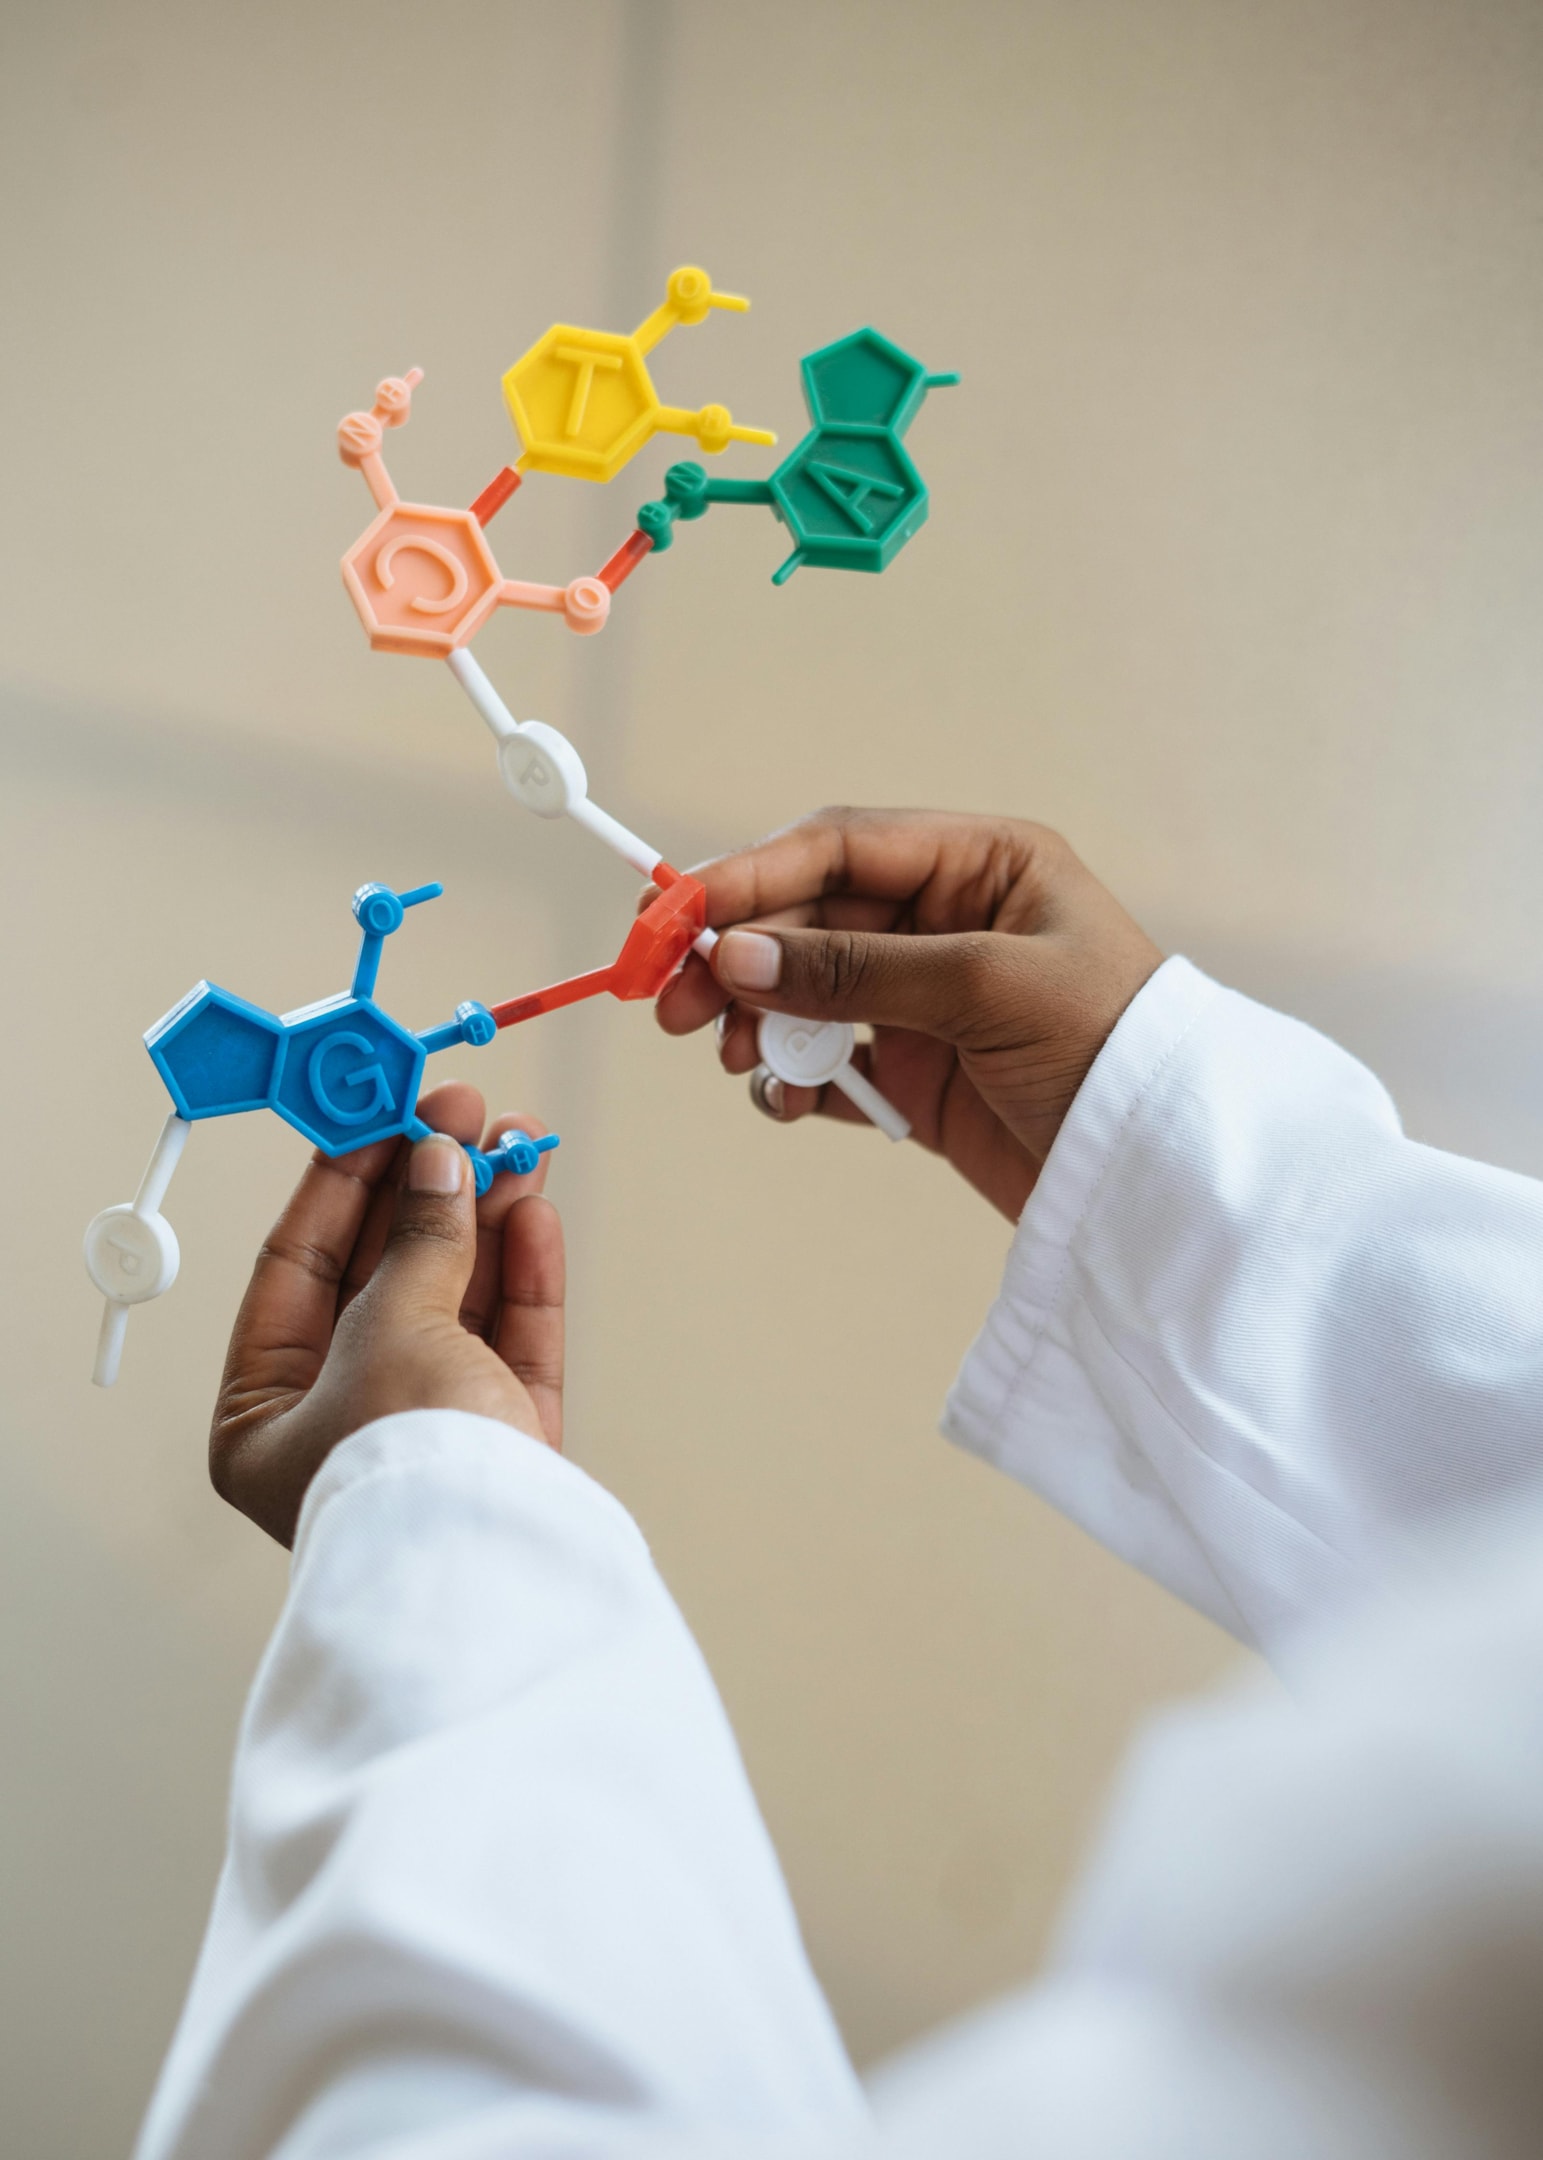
[806,460,907,534]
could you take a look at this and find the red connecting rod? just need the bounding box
[466,463,653,594]
[489,871,706,1030]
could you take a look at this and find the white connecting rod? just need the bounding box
[755,1012,911,1144]
[84,1110,192,1386]
[446,647,718,957]
[445,648,909,1143]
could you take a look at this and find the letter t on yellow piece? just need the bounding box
[501,265,777,483]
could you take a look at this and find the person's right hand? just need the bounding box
[210,1083,563,1548]
[655,809,1162,1222]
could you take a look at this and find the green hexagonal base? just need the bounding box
[769,424,928,579]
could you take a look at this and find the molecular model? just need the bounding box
[86,268,954,1386]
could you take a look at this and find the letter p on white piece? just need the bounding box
[757,1012,910,1143]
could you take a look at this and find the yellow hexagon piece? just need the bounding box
[503,326,658,482]
[500,265,777,484]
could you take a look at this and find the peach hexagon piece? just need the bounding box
[342,502,504,657]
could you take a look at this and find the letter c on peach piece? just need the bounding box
[374,534,470,615]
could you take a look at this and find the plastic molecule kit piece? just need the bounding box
[632,328,959,583]
[445,647,715,919]
[487,875,708,1030]
[437,651,912,1139]
[756,1013,910,1144]
[90,270,956,1383]
[501,266,777,483]
[84,1112,190,1388]
[84,882,560,1386]
[338,372,613,657]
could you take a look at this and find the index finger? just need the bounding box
[687,807,1003,930]
[652,900,870,1037]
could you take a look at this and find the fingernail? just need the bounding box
[409,1135,465,1194]
[720,930,781,992]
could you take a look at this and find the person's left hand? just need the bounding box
[209,1083,564,1548]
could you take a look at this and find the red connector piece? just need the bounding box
[596,528,654,593]
[489,875,706,1030]
[470,467,523,526]
[608,872,705,994]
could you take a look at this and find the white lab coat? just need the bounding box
[136,957,1543,2160]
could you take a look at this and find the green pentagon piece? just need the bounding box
[798,327,959,438]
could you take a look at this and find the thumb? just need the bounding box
[372,1132,478,1319]
[715,923,1005,1044]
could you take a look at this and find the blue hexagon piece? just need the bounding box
[800,329,933,435]
[770,425,928,578]
[273,995,425,1154]
[145,983,285,1120]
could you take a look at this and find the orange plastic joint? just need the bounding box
[489,967,614,1030]
[597,528,654,592]
[608,876,707,997]
[488,879,707,1030]
[471,467,523,525]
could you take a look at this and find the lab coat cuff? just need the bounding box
[941,955,1221,1459]
[292,1408,647,1574]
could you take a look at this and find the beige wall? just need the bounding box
[3,2,1542,2150]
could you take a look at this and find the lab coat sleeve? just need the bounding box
[860,1490,1543,2160]
[942,955,1543,1650]
[133,1413,868,2160]
[136,1417,1543,2160]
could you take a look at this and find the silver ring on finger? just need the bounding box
[749,1066,786,1120]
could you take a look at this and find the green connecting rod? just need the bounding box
[636,462,773,551]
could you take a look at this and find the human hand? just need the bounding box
[209,1083,564,1548]
[656,809,1162,1222]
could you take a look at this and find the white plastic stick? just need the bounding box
[93,1303,131,1390]
[567,794,662,880]
[135,1109,191,1215]
[756,1013,910,1144]
[830,1061,911,1143]
[446,648,715,955]
[84,1112,191,1387]
[446,644,518,743]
